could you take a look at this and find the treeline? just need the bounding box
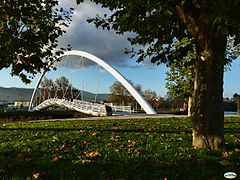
[109,80,237,113]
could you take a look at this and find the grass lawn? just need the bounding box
[0,117,239,179]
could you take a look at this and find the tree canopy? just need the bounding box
[76,0,240,149]
[166,36,240,100]
[0,0,73,83]
[77,0,240,63]
[109,80,142,105]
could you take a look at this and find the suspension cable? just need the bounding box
[94,66,101,103]
[75,64,100,100]
[81,56,84,100]
[62,56,82,99]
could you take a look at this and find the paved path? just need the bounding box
[29,114,187,122]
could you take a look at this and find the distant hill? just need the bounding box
[0,86,33,101]
[0,86,109,102]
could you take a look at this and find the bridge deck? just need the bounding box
[33,98,111,116]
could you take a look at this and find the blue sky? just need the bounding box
[0,60,168,96]
[0,0,240,98]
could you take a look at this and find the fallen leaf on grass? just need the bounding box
[63,149,70,154]
[84,151,102,159]
[148,128,156,131]
[234,148,240,152]
[83,141,92,145]
[32,173,40,179]
[234,139,240,143]
[111,135,121,142]
[111,127,118,131]
[218,160,232,166]
[52,156,62,161]
[32,172,47,179]
[222,152,229,158]
[129,149,145,155]
[91,132,100,137]
[72,159,92,164]
[128,140,138,148]
[60,144,65,150]
[52,136,59,142]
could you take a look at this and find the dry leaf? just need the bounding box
[84,151,102,159]
[91,132,100,137]
[32,173,40,179]
[83,141,91,145]
[72,159,92,164]
[131,149,145,155]
[222,152,229,158]
[32,172,47,179]
[234,139,240,143]
[111,135,121,142]
[63,150,70,154]
[60,144,65,150]
[128,140,138,147]
[52,156,61,161]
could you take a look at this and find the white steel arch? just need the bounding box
[29,50,156,114]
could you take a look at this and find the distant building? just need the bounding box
[14,101,30,108]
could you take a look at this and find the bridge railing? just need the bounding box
[33,98,110,116]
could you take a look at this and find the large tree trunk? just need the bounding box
[191,34,226,150]
[177,4,227,150]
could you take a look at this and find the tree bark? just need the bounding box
[191,30,226,150]
[187,96,192,117]
[237,97,240,116]
[176,4,227,150]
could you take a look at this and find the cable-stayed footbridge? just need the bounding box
[28,50,156,116]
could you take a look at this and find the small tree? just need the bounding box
[109,80,143,107]
[233,93,240,115]
[40,77,56,100]
[109,81,130,105]
[55,76,73,99]
[144,89,158,108]
[166,37,240,117]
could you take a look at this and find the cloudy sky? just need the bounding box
[0,0,240,97]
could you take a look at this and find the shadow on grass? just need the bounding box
[0,151,238,180]
[0,120,239,179]
[1,126,240,135]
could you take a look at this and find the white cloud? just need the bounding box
[58,0,137,68]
